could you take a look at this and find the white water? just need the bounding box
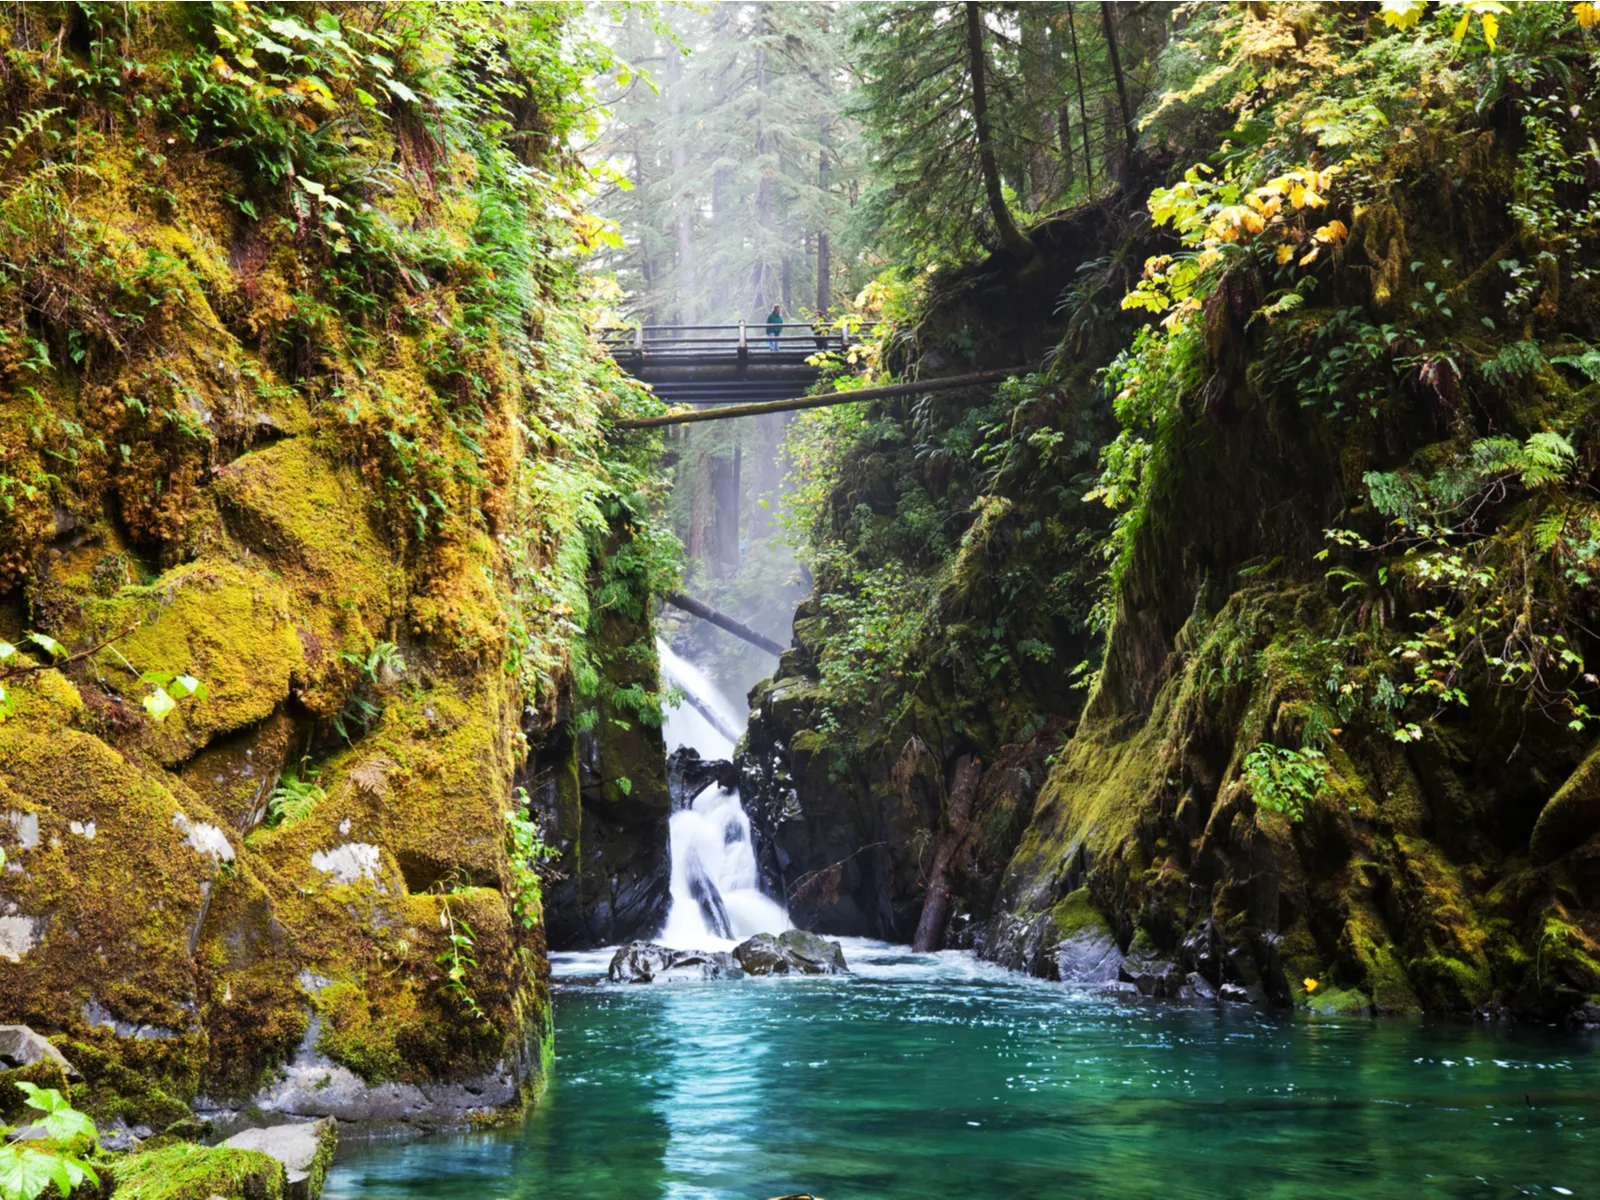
[655,638,789,949]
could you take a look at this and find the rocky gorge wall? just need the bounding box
[742,7,1600,1025]
[0,2,670,1140]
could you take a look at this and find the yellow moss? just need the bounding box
[0,715,227,1110]
[211,438,400,711]
[76,560,305,767]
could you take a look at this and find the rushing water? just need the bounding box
[325,941,1600,1200]
[654,639,788,948]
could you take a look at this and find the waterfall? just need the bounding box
[655,639,789,948]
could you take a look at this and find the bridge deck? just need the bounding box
[601,323,871,408]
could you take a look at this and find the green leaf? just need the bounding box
[40,1108,95,1147]
[23,634,63,659]
[381,76,419,103]
[0,1144,60,1200]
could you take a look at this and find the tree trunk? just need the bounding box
[964,2,1033,260]
[718,441,740,574]
[750,410,785,538]
[1058,103,1075,193]
[1020,3,1054,209]
[1100,1,1136,164]
[816,147,831,314]
[781,255,792,317]
[911,754,982,953]
[1066,4,1094,191]
[752,43,772,311]
[666,48,695,325]
[688,446,719,576]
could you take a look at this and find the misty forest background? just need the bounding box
[589,1,1166,697]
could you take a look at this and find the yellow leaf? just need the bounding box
[1276,243,1295,264]
[1380,0,1427,29]
[1304,977,1320,993]
[143,687,176,723]
[1314,219,1350,243]
[1577,1,1600,28]
[1453,11,1471,42]
[1240,210,1266,235]
[1300,247,1321,266]
[1481,11,1499,48]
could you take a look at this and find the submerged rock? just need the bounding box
[607,942,745,983]
[221,1117,338,1200]
[733,930,849,976]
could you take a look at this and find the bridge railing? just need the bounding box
[597,322,876,357]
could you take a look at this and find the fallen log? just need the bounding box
[612,367,1027,429]
[664,591,785,657]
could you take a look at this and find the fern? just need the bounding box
[1518,431,1576,488]
[1551,346,1600,384]
[0,106,63,171]
[1480,340,1546,386]
[1534,508,1568,554]
[265,764,326,828]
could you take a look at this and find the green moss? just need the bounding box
[1046,888,1112,941]
[1306,985,1372,1017]
[1530,743,1600,866]
[58,1038,198,1133]
[311,981,407,1084]
[1340,909,1420,1014]
[112,1141,286,1200]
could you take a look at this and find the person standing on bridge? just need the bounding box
[765,303,783,351]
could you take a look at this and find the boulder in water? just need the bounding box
[733,930,849,976]
[607,942,745,983]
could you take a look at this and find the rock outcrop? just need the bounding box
[0,2,669,1135]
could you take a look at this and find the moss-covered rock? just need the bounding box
[112,1141,287,1200]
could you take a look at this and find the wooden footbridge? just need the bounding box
[600,322,871,410]
[602,322,1026,430]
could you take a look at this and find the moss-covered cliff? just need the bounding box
[0,1,671,1133]
[745,3,1600,1025]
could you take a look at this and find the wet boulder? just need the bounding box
[607,942,744,983]
[221,1117,338,1200]
[0,1026,79,1081]
[667,747,740,813]
[1054,929,1122,985]
[733,930,849,976]
[1119,935,1184,998]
